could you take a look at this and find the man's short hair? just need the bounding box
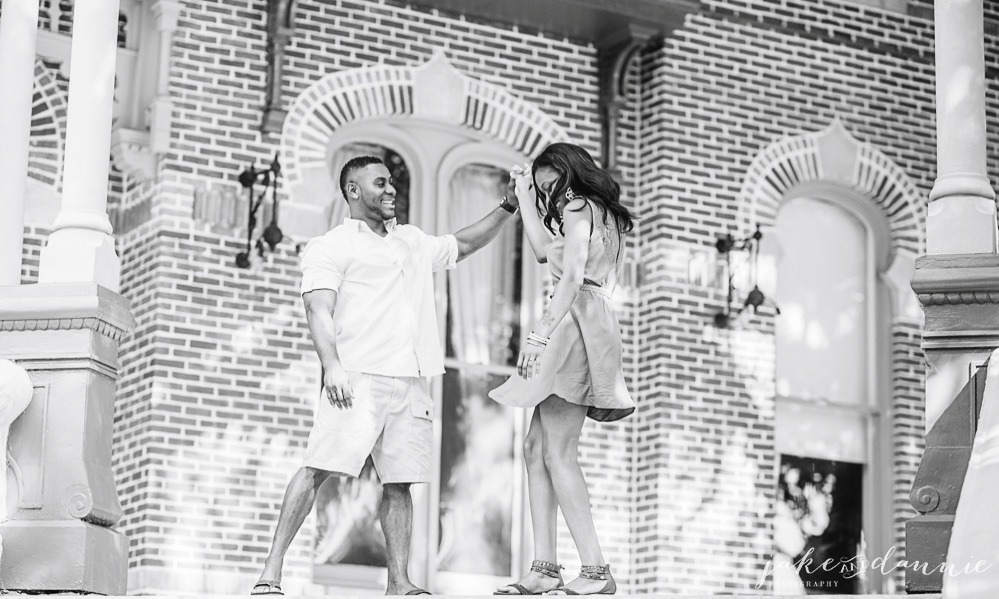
[339,155,384,203]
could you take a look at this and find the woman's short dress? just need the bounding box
[488,200,635,422]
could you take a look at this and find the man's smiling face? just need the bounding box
[348,163,397,221]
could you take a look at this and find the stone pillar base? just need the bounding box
[0,519,128,594]
[0,282,134,594]
[37,228,121,293]
[906,515,953,593]
[926,195,998,255]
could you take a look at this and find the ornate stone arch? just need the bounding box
[282,52,567,188]
[738,119,924,258]
[737,119,924,321]
[28,58,67,191]
[279,52,569,237]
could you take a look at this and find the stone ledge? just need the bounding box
[0,282,135,340]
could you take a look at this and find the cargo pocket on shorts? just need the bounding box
[411,392,434,421]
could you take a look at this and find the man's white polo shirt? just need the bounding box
[300,217,458,377]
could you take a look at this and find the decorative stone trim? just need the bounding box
[281,52,568,190]
[738,118,924,256]
[912,253,999,307]
[110,128,155,181]
[0,317,127,342]
[0,283,135,343]
[918,292,999,306]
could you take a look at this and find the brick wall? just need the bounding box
[23,0,999,594]
[113,0,634,593]
[632,0,935,592]
[19,226,48,285]
[890,320,926,589]
[112,183,320,593]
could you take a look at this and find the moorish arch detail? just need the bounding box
[281,52,569,191]
[278,52,570,238]
[738,119,924,258]
[28,58,67,191]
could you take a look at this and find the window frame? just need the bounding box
[770,182,894,593]
[430,144,546,594]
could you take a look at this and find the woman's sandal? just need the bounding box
[250,580,283,596]
[543,564,616,595]
[494,560,564,595]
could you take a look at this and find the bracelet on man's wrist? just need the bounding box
[499,196,518,214]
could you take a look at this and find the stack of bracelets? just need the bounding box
[526,332,549,348]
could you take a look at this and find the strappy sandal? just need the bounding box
[544,564,616,595]
[494,559,564,595]
[404,589,432,595]
[250,580,283,596]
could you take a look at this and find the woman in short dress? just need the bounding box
[490,143,635,596]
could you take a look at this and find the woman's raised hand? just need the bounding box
[509,163,534,207]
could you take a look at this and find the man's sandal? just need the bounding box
[495,560,564,595]
[250,581,283,596]
[544,564,616,595]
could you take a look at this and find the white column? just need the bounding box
[927,0,997,254]
[38,0,123,292]
[0,0,41,286]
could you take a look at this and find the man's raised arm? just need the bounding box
[453,199,519,261]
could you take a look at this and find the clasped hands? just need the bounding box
[509,163,535,208]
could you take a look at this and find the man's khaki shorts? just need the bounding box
[301,372,434,484]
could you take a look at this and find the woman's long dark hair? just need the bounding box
[532,143,636,237]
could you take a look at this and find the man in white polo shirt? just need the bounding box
[252,155,520,596]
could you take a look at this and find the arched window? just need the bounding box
[436,163,521,577]
[762,191,891,594]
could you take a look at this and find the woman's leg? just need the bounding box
[539,396,610,594]
[495,406,562,594]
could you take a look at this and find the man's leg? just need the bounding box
[374,375,433,594]
[256,466,332,589]
[380,482,421,595]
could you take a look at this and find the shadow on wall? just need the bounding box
[651,324,777,594]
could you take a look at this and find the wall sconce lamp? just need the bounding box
[235,153,283,268]
[713,224,780,328]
